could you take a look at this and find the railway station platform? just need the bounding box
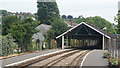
[81,50,109,68]
[1,49,109,68]
[1,49,63,67]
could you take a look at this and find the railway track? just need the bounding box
[24,50,91,68]
[67,50,90,68]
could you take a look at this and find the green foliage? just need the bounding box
[32,41,41,51]
[67,15,73,19]
[65,16,116,34]
[9,18,39,52]
[37,2,60,25]
[103,52,110,58]
[34,13,38,20]
[35,39,41,50]
[86,16,116,34]
[108,57,119,65]
[117,15,120,34]
[114,14,120,34]
[2,15,40,54]
[46,18,68,39]
[0,10,9,16]
[45,18,68,48]
[61,15,67,19]
[1,35,16,56]
[2,16,19,35]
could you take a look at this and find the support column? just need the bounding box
[62,36,64,49]
[103,35,105,50]
[67,36,68,46]
[68,37,70,46]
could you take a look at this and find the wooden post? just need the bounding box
[79,39,80,47]
[103,35,105,50]
[62,36,64,49]
[67,36,68,46]
[68,37,70,46]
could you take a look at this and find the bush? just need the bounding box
[1,34,16,56]
[118,59,120,65]
[108,57,119,66]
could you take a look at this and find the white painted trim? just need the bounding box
[4,49,70,67]
[83,23,110,39]
[56,22,84,39]
[80,50,95,68]
[56,22,111,39]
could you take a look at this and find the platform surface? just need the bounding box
[81,50,109,68]
[1,49,62,67]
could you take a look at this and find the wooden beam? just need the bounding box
[62,36,64,49]
[103,35,105,50]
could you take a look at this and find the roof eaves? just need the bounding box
[56,22,111,39]
[56,22,84,39]
[83,23,111,39]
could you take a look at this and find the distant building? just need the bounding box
[16,12,35,20]
[32,24,51,42]
[64,21,78,27]
[17,14,25,20]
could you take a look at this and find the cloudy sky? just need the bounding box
[0,0,119,23]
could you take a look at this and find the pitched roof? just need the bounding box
[32,24,51,41]
[56,22,111,39]
[64,21,78,27]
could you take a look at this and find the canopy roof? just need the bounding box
[56,22,111,39]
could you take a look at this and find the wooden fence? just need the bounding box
[108,34,120,59]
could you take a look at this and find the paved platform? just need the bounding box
[81,50,109,68]
[0,49,63,67]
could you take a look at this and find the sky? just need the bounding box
[0,0,120,23]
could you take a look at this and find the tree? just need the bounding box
[1,34,16,56]
[78,15,84,19]
[9,18,39,52]
[62,15,67,19]
[0,10,9,17]
[66,16,116,34]
[67,15,73,19]
[45,18,68,48]
[2,16,19,35]
[49,18,68,39]
[37,2,60,25]
[86,16,116,34]
[117,10,120,34]
[34,13,38,20]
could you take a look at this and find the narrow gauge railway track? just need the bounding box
[24,50,91,68]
